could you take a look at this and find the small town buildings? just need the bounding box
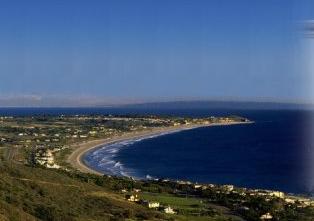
[297,199,312,207]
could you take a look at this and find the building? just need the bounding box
[284,198,295,204]
[35,149,61,169]
[125,194,139,202]
[164,206,176,214]
[260,213,273,220]
[194,184,202,189]
[36,149,54,165]
[142,201,160,209]
[269,191,284,198]
[222,185,234,192]
[46,164,60,169]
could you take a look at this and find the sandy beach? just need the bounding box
[67,121,252,176]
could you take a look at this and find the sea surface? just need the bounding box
[1,107,313,195]
[84,109,314,195]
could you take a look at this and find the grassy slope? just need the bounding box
[0,163,240,221]
[0,163,165,221]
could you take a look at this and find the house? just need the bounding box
[35,149,61,169]
[207,184,215,188]
[260,213,273,220]
[269,191,284,198]
[222,185,234,192]
[36,149,54,165]
[142,201,160,209]
[194,184,202,189]
[164,206,176,214]
[46,164,60,169]
[125,194,139,202]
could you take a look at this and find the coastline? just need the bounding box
[67,121,253,176]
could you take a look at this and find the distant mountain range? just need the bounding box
[0,95,312,110]
[121,100,314,110]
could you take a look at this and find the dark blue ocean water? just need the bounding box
[84,109,314,195]
[1,107,313,195]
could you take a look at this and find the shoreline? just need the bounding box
[67,121,253,176]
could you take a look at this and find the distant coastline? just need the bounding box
[67,121,253,176]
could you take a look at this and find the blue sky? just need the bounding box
[0,0,313,103]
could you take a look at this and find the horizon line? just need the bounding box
[0,98,313,108]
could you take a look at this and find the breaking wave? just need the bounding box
[82,127,196,179]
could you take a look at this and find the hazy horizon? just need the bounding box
[0,95,313,108]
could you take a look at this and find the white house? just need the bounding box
[260,213,273,220]
[125,194,139,202]
[146,201,160,209]
[164,206,176,214]
[269,191,284,198]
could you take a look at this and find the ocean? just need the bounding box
[1,107,313,195]
[83,109,314,195]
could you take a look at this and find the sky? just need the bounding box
[0,0,314,105]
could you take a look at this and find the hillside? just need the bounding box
[0,163,243,221]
